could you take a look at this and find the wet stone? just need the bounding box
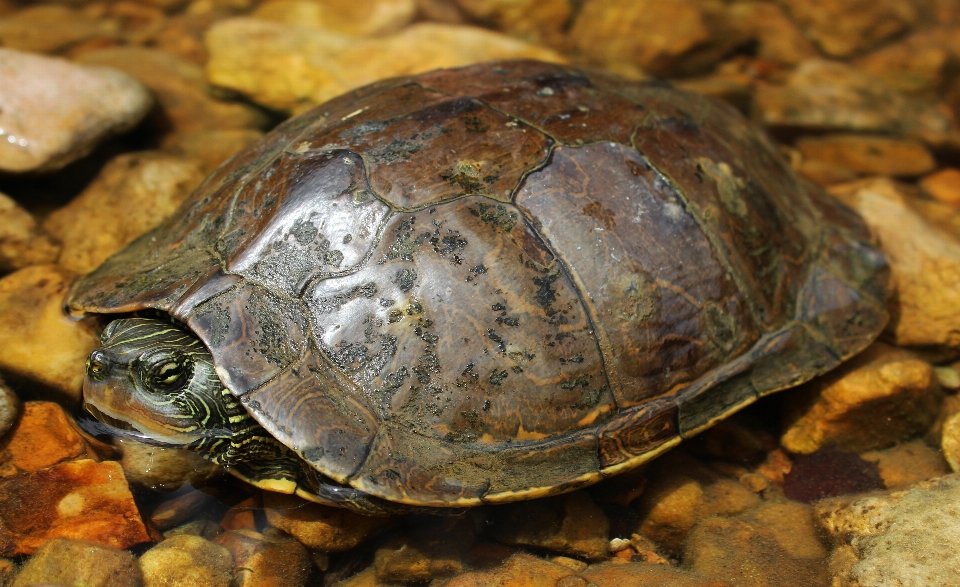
[783,447,885,504]
[727,2,817,65]
[163,518,223,541]
[817,474,960,587]
[582,561,733,586]
[861,439,950,489]
[942,411,960,472]
[795,134,936,177]
[830,179,960,351]
[0,193,60,274]
[0,49,152,173]
[150,488,220,531]
[755,59,960,148]
[263,492,382,552]
[435,552,575,587]
[778,0,918,58]
[251,0,416,37]
[0,459,150,556]
[781,343,942,454]
[373,516,472,583]
[117,438,221,492]
[42,152,206,275]
[164,128,265,173]
[683,500,829,587]
[0,265,101,402]
[0,5,118,54]
[487,491,610,561]
[11,538,142,587]
[139,534,234,587]
[220,495,260,532]
[214,528,312,587]
[920,168,960,207]
[0,402,87,476]
[205,18,564,113]
[453,0,571,46]
[569,0,751,78]
[0,377,18,442]
[852,31,955,95]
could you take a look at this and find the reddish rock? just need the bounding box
[783,447,885,503]
[263,492,383,552]
[221,495,260,532]
[0,459,150,556]
[0,401,89,476]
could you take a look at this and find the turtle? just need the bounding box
[68,60,889,515]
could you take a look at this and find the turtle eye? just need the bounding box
[86,351,109,380]
[147,357,192,392]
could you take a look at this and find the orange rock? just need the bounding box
[214,528,312,587]
[861,439,950,489]
[0,402,88,475]
[583,561,732,586]
[781,343,943,454]
[263,492,383,551]
[920,168,960,207]
[440,552,575,587]
[0,192,59,273]
[0,459,150,556]
[221,495,261,532]
[778,0,917,58]
[795,134,936,177]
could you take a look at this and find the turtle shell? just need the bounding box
[68,60,889,507]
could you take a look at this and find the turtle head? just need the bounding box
[81,317,244,457]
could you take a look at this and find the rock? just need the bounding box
[214,528,312,587]
[777,0,918,58]
[796,158,862,187]
[0,193,60,273]
[582,562,732,586]
[488,491,610,561]
[74,47,268,137]
[0,459,150,556]
[781,343,942,454]
[251,0,416,37]
[164,128,264,173]
[920,168,960,207]
[727,2,817,65]
[0,49,153,173]
[205,18,564,113]
[263,492,382,552]
[0,402,89,476]
[852,31,953,95]
[42,152,206,275]
[116,437,222,492]
[151,489,220,531]
[684,500,828,587]
[11,538,142,587]
[634,452,761,555]
[453,0,571,46]
[415,0,467,24]
[0,5,119,54]
[0,265,100,402]
[139,534,234,587]
[783,447,885,503]
[163,518,223,541]
[795,134,936,177]
[220,495,260,532]
[373,517,471,582]
[861,439,949,489]
[568,0,750,78]
[942,411,960,471]
[829,178,960,350]
[437,552,576,587]
[817,474,960,587]
[935,365,960,390]
[0,377,17,441]
[754,60,960,148]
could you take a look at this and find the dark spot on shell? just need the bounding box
[394,268,418,292]
[489,369,508,386]
[469,203,518,232]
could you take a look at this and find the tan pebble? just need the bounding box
[861,439,950,488]
[0,266,100,402]
[0,5,119,54]
[935,366,960,390]
[11,538,142,587]
[920,168,960,207]
[942,412,960,471]
[555,576,589,587]
[0,376,17,441]
[608,537,631,553]
[683,501,827,585]
[796,158,860,187]
[781,343,943,454]
[140,535,233,587]
[488,491,610,561]
[0,192,59,273]
[0,459,150,556]
[214,528,312,587]
[263,492,382,551]
[795,134,936,177]
[569,0,750,78]
[582,560,733,586]
[252,0,415,37]
[454,0,571,46]
[727,2,817,65]
[853,31,953,94]
[205,18,564,113]
[374,536,464,582]
[163,519,223,541]
[0,402,88,474]
[117,437,221,492]
[440,552,574,587]
[778,0,917,58]
[550,555,588,572]
[43,152,205,275]
[164,128,264,173]
[738,473,770,493]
